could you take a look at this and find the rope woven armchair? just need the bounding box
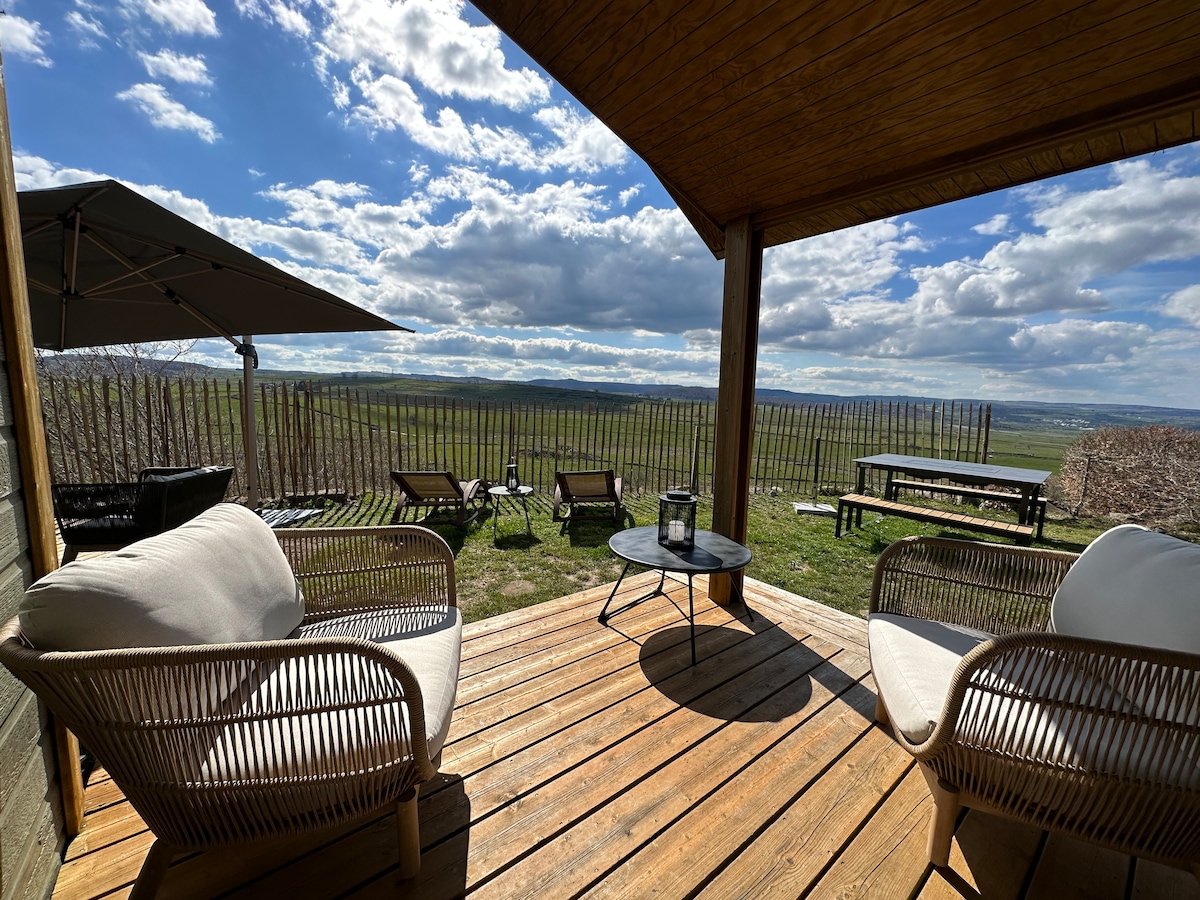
[0,504,460,897]
[868,527,1200,877]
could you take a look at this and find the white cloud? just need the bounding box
[122,0,219,36]
[138,49,213,85]
[1163,284,1200,327]
[533,106,628,173]
[267,1,310,37]
[972,213,1010,235]
[331,76,350,109]
[314,0,549,108]
[116,83,220,143]
[910,161,1200,318]
[66,10,108,44]
[16,146,1200,406]
[619,184,643,207]
[0,14,53,66]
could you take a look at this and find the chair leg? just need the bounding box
[396,786,421,879]
[874,694,889,725]
[129,838,176,900]
[921,768,960,867]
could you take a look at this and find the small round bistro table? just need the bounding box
[599,526,753,665]
[487,484,534,540]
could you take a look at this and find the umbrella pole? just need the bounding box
[241,335,260,509]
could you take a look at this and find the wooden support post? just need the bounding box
[242,335,260,509]
[710,215,762,605]
[0,56,85,836]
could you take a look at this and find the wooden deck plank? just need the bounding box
[584,681,898,900]
[1131,859,1200,899]
[804,765,934,899]
[695,724,913,900]
[1025,832,1131,900]
[916,810,1044,900]
[475,655,873,898]
[51,576,1182,900]
[455,636,852,891]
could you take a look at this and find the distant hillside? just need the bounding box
[528,378,1200,431]
[40,357,1200,432]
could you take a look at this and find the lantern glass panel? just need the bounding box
[657,491,697,549]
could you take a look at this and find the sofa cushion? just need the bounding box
[1051,524,1200,655]
[298,606,462,760]
[199,607,463,790]
[868,612,994,743]
[21,503,304,650]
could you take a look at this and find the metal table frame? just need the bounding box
[599,527,753,665]
[487,485,533,540]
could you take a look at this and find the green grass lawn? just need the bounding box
[305,490,1110,624]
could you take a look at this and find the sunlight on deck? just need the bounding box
[52,575,1199,899]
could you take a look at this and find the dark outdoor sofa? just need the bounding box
[51,465,234,564]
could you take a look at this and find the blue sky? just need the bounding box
[4,0,1200,409]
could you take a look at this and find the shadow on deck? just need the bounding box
[52,574,1198,899]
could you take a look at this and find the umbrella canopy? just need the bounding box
[18,179,406,351]
[19,179,410,508]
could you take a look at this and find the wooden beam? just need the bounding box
[0,58,85,837]
[710,215,762,605]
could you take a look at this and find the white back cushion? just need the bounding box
[1051,524,1200,655]
[21,503,303,650]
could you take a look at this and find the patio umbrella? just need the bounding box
[18,179,411,506]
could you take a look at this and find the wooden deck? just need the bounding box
[53,574,1198,900]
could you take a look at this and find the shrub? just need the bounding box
[1050,426,1200,535]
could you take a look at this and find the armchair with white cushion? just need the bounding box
[868,525,1200,876]
[0,504,460,898]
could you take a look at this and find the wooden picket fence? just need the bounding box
[40,375,990,502]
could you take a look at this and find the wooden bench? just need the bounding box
[836,493,1036,545]
[887,479,1046,539]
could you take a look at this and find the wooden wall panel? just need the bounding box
[0,53,68,900]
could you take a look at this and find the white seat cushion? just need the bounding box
[1051,524,1200,655]
[21,503,304,650]
[298,606,462,759]
[201,607,462,786]
[868,612,994,743]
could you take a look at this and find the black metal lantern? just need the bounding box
[505,456,521,491]
[658,490,697,550]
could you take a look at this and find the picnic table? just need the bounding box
[836,453,1050,545]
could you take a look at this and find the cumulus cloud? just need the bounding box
[139,49,213,84]
[232,0,627,175]
[910,162,1200,320]
[1163,284,1200,327]
[116,83,220,142]
[314,0,548,108]
[121,0,219,36]
[0,14,53,66]
[533,106,628,173]
[972,214,1009,235]
[15,145,1200,405]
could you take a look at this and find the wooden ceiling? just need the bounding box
[470,0,1200,257]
